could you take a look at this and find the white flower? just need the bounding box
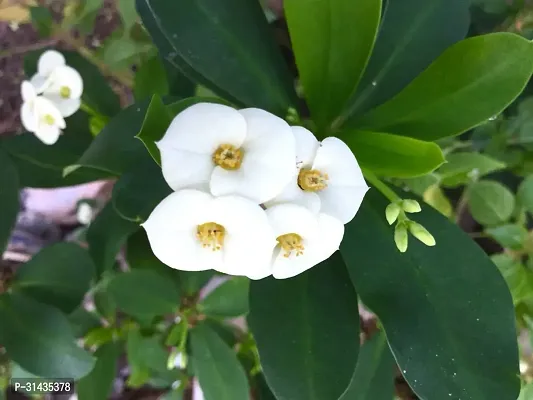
[157,103,296,204]
[20,81,66,145]
[77,202,93,225]
[266,203,344,279]
[266,126,369,224]
[142,189,276,280]
[30,50,83,117]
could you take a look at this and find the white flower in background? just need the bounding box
[157,103,296,204]
[30,50,83,117]
[142,189,276,280]
[20,81,65,145]
[76,202,93,225]
[266,203,344,279]
[266,126,369,224]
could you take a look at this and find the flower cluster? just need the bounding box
[20,50,83,145]
[143,103,369,279]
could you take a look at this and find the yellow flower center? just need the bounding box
[196,222,225,251]
[43,114,55,125]
[277,233,305,258]
[298,169,329,192]
[213,144,244,170]
[60,86,71,99]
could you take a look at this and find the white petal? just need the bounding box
[37,50,65,76]
[142,190,222,271]
[34,123,61,145]
[158,103,246,154]
[60,66,83,98]
[21,81,36,102]
[209,108,295,203]
[29,74,49,93]
[43,94,81,117]
[160,147,213,192]
[35,96,66,128]
[272,213,344,279]
[20,102,37,132]
[264,176,321,214]
[292,126,319,168]
[266,203,319,239]
[318,185,369,224]
[312,137,367,188]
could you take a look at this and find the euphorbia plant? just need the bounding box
[0,0,532,399]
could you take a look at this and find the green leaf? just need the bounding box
[118,0,138,31]
[107,270,180,320]
[68,307,101,338]
[341,189,520,400]
[467,180,515,226]
[0,293,95,379]
[339,332,395,400]
[285,0,381,129]
[199,278,249,318]
[439,152,506,188]
[1,113,110,188]
[351,33,533,141]
[0,148,19,253]
[423,184,453,218]
[136,95,173,165]
[134,55,169,100]
[518,175,533,215]
[25,50,120,117]
[491,254,533,305]
[136,0,296,115]
[30,6,53,37]
[86,203,139,277]
[249,253,360,400]
[112,156,171,222]
[341,0,469,120]
[340,130,444,178]
[519,382,533,400]
[190,322,250,400]
[65,101,151,177]
[179,270,217,296]
[486,224,528,250]
[102,36,140,70]
[11,243,95,313]
[77,343,119,400]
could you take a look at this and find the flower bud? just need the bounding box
[167,349,188,370]
[77,202,93,225]
[394,224,408,253]
[401,199,421,213]
[385,203,401,225]
[408,222,436,247]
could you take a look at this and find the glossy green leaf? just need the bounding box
[340,130,444,178]
[0,148,19,253]
[179,270,217,296]
[341,189,519,400]
[25,50,120,117]
[0,293,95,379]
[136,95,173,165]
[491,254,533,305]
[112,156,171,222]
[285,0,381,128]
[86,203,139,277]
[102,36,140,70]
[1,113,110,188]
[77,343,119,400]
[486,224,527,250]
[134,55,169,100]
[65,101,151,177]
[423,184,453,217]
[340,0,469,120]
[118,0,138,31]
[199,278,249,318]
[339,332,395,400]
[518,382,533,400]
[249,253,360,400]
[30,6,53,37]
[351,33,533,141]
[439,152,506,187]
[11,243,95,313]
[190,322,250,400]
[518,175,533,214]
[136,0,296,115]
[467,180,515,226]
[68,307,101,338]
[108,270,180,320]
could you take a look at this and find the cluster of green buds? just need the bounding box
[386,199,436,253]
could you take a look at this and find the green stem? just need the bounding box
[177,321,189,352]
[363,169,401,202]
[80,101,101,118]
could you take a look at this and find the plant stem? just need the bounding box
[363,169,401,202]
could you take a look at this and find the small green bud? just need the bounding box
[408,222,436,247]
[394,223,408,253]
[386,202,401,225]
[402,199,421,213]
